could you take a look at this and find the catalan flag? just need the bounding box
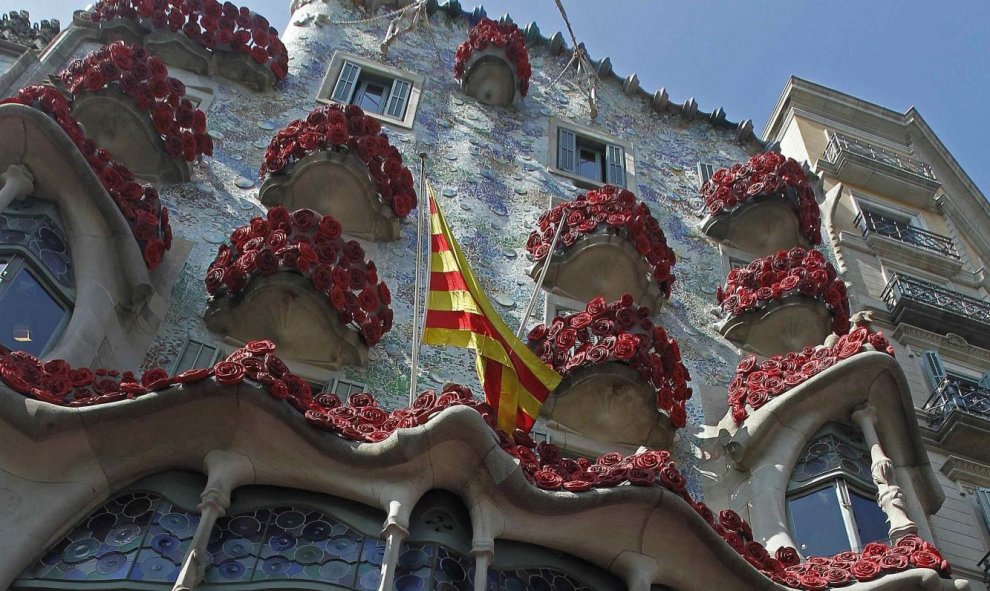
[422,184,562,435]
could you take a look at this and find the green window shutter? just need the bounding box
[331,61,361,103]
[606,143,626,187]
[977,488,990,534]
[557,127,576,173]
[385,78,411,119]
[920,350,947,391]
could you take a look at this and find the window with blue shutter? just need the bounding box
[386,78,411,119]
[698,162,716,190]
[606,144,625,187]
[557,128,576,174]
[331,61,361,104]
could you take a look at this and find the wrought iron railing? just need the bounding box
[855,210,959,259]
[882,273,990,324]
[823,132,937,181]
[979,550,989,589]
[923,376,990,428]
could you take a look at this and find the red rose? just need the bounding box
[909,550,941,570]
[775,546,801,567]
[658,464,685,491]
[214,361,246,385]
[850,560,880,582]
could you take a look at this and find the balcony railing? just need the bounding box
[823,132,937,181]
[882,273,990,349]
[923,376,990,428]
[855,210,959,259]
[978,550,989,589]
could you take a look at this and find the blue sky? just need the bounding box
[15,0,990,196]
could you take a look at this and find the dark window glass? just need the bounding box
[788,486,850,557]
[850,490,889,546]
[576,147,603,182]
[0,263,68,356]
[354,80,388,114]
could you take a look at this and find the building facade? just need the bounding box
[0,1,985,590]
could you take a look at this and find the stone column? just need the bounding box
[377,501,410,591]
[471,541,493,591]
[850,404,918,541]
[0,164,35,214]
[173,451,253,591]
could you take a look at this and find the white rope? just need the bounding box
[551,0,599,119]
[381,0,428,54]
[328,1,420,26]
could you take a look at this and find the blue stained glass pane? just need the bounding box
[788,486,851,556]
[1,205,74,289]
[850,490,890,547]
[131,500,198,582]
[205,508,270,583]
[0,266,68,356]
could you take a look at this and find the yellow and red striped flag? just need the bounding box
[421,184,562,435]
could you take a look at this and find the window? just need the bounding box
[544,293,586,324]
[697,162,716,190]
[977,488,990,534]
[172,337,221,374]
[0,254,70,356]
[330,377,367,398]
[318,51,424,129]
[787,422,889,556]
[548,118,634,189]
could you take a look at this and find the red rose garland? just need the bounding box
[0,85,171,269]
[259,104,417,219]
[701,152,822,245]
[204,207,393,347]
[57,41,213,162]
[526,186,676,299]
[717,247,850,335]
[454,17,531,96]
[0,339,951,589]
[525,295,692,428]
[88,0,288,81]
[728,320,896,424]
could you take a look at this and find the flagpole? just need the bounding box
[408,152,429,404]
[516,215,567,339]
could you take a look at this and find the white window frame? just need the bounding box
[547,117,635,189]
[543,292,586,325]
[0,250,73,357]
[328,377,367,398]
[697,162,716,190]
[318,51,424,130]
[852,194,928,232]
[786,477,886,555]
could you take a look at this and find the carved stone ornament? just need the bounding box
[701,191,810,258]
[258,150,401,242]
[718,294,833,357]
[529,232,665,312]
[541,362,674,452]
[461,47,522,107]
[205,273,368,369]
[71,85,189,183]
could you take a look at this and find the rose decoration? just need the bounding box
[0,337,953,588]
[454,17,531,96]
[204,206,394,347]
[57,41,213,162]
[88,0,288,81]
[526,295,691,428]
[0,84,171,269]
[526,186,676,299]
[259,104,417,218]
[728,317,895,424]
[701,151,822,245]
[717,246,850,335]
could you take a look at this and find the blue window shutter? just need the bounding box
[386,78,411,119]
[977,488,990,534]
[920,350,947,391]
[606,144,626,187]
[698,162,716,189]
[557,128,576,173]
[331,61,361,103]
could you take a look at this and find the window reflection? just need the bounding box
[0,260,69,356]
[788,486,850,557]
[850,491,890,546]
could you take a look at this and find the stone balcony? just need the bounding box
[820,132,940,208]
[882,273,990,349]
[856,210,963,276]
[923,376,990,464]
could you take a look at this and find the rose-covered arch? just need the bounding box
[0,339,956,591]
[526,186,676,312]
[701,152,822,257]
[454,17,531,106]
[56,42,213,182]
[84,0,288,90]
[204,207,393,368]
[258,104,417,242]
[716,247,851,356]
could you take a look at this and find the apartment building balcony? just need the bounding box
[923,376,990,464]
[856,210,963,276]
[820,132,941,207]
[882,273,990,349]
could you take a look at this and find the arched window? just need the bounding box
[786,421,890,557]
[0,198,73,356]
